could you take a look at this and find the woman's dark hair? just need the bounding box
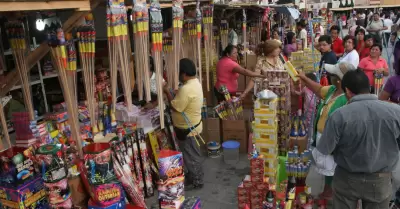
[179,58,197,77]
[223,44,237,57]
[285,32,296,45]
[306,72,317,82]
[355,28,365,36]
[296,21,306,28]
[371,43,382,52]
[341,69,371,94]
[330,25,341,33]
[343,35,356,48]
[364,34,374,41]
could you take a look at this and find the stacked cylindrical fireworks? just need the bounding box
[35,144,72,208]
[286,147,311,186]
[252,98,279,181]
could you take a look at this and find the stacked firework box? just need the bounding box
[12,112,39,147]
[238,157,271,209]
[261,70,291,157]
[252,98,279,180]
[291,49,321,73]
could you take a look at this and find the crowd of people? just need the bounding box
[215,10,400,209]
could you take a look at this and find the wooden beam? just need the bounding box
[0,0,101,97]
[0,1,91,12]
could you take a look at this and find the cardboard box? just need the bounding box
[245,54,257,70]
[222,120,247,132]
[206,118,220,131]
[238,74,246,91]
[223,130,248,153]
[206,130,221,143]
[0,176,48,209]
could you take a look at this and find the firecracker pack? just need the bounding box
[250,187,267,209]
[158,150,185,209]
[88,190,126,209]
[180,196,201,209]
[238,182,250,209]
[0,176,49,209]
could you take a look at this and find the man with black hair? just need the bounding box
[163,58,204,189]
[330,25,344,58]
[296,21,307,50]
[315,69,400,209]
[318,35,338,71]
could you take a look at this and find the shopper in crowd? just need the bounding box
[329,25,344,58]
[318,35,337,71]
[297,21,308,50]
[242,40,283,99]
[366,13,388,44]
[298,62,355,200]
[380,60,400,103]
[316,69,400,209]
[283,31,297,58]
[163,58,204,189]
[337,35,359,68]
[355,29,366,54]
[383,13,394,47]
[359,34,374,60]
[272,30,280,41]
[347,14,357,28]
[214,45,266,102]
[358,44,389,93]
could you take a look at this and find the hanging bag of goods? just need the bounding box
[83,143,116,185]
[36,144,68,183]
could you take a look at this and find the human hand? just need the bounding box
[297,71,307,80]
[239,92,248,100]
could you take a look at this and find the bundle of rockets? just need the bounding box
[214,85,244,120]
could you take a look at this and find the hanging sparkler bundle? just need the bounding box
[163,37,174,89]
[107,0,133,111]
[48,27,83,157]
[150,0,165,130]
[242,9,247,51]
[255,16,262,45]
[172,0,184,90]
[202,4,213,92]
[262,7,271,41]
[132,0,151,102]
[5,22,35,121]
[220,19,229,50]
[77,25,99,134]
[196,0,202,83]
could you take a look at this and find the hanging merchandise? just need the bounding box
[172,0,184,90]
[77,23,99,135]
[242,9,247,51]
[5,22,35,121]
[150,0,165,130]
[262,7,271,41]
[163,37,174,88]
[202,2,213,92]
[0,96,11,149]
[47,26,83,156]
[107,0,134,111]
[132,0,151,102]
[220,19,229,51]
[196,0,202,83]
[138,128,154,197]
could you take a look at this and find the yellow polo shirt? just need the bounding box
[171,78,203,135]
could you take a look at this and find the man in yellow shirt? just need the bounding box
[164,58,204,189]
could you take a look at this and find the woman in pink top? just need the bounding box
[215,45,266,102]
[358,44,389,93]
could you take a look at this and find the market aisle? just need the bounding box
[146,154,250,208]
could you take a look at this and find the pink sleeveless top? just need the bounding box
[215,57,240,93]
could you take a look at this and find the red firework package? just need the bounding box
[113,155,146,208]
[92,182,123,206]
[44,177,71,205]
[83,143,116,185]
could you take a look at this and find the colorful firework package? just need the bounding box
[35,144,68,183]
[0,176,49,209]
[157,150,185,209]
[0,146,36,187]
[44,178,71,205]
[83,143,116,185]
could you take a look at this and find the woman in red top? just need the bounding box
[358,44,389,92]
[355,29,365,54]
[215,45,266,102]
